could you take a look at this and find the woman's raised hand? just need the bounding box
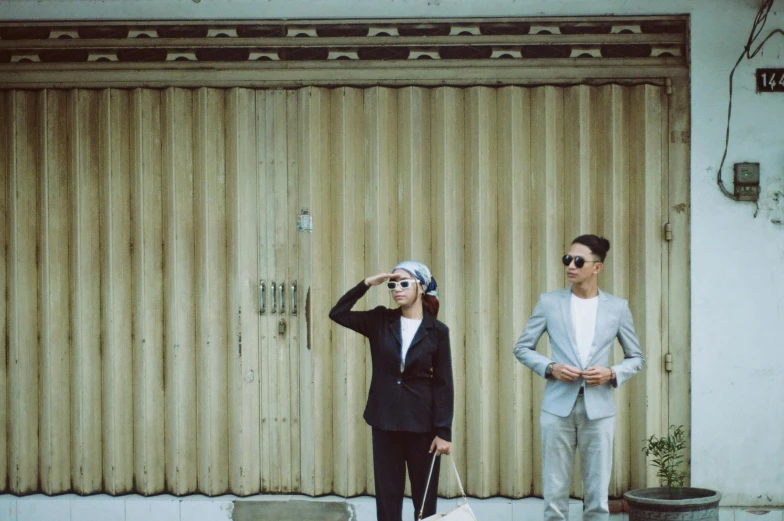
[364,272,396,287]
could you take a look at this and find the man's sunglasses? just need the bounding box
[562,254,600,269]
[386,279,418,290]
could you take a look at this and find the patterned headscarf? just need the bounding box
[393,260,438,299]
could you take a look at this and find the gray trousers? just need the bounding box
[540,396,615,521]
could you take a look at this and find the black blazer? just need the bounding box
[329,281,454,441]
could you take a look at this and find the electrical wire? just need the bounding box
[716,0,784,204]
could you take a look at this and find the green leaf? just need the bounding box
[642,425,687,488]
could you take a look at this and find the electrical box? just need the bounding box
[733,162,760,201]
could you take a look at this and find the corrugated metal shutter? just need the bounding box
[0,83,668,498]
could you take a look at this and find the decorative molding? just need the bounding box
[0,17,688,88]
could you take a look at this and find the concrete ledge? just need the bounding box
[233,499,352,521]
[0,494,780,521]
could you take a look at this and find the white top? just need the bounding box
[400,316,422,364]
[570,293,599,367]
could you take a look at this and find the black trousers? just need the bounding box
[371,428,442,521]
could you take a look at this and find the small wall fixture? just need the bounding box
[733,162,760,202]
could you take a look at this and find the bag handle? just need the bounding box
[417,452,466,521]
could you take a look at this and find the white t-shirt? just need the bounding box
[400,316,422,364]
[570,293,599,367]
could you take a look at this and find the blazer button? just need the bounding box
[396,379,402,384]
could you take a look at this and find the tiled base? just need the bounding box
[0,494,780,521]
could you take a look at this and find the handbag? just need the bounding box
[418,453,477,521]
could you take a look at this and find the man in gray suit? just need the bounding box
[513,234,645,521]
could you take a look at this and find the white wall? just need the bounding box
[687,1,784,508]
[2,0,783,508]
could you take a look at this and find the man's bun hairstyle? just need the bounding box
[572,234,611,262]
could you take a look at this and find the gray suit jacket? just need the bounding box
[513,288,645,420]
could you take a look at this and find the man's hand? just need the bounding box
[551,364,582,382]
[429,436,451,456]
[583,366,614,386]
[364,272,396,287]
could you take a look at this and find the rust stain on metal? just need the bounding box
[306,287,311,350]
[237,306,242,356]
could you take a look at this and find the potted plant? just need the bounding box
[624,425,721,521]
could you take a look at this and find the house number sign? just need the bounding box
[756,68,784,92]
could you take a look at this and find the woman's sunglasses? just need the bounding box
[386,279,418,290]
[562,254,600,269]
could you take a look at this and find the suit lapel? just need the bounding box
[559,289,582,365]
[402,313,434,367]
[586,290,611,365]
[387,311,404,370]
[387,314,402,345]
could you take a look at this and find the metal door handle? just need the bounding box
[270,281,277,314]
[259,280,266,315]
[291,281,297,316]
[279,281,285,315]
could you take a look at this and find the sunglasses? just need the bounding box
[386,279,418,290]
[562,254,601,269]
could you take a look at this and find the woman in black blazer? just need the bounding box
[329,260,454,521]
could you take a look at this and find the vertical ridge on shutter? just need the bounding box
[297,87,334,495]
[329,87,367,496]
[665,77,690,475]
[226,87,261,496]
[497,86,535,498]
[130,88,165,495]
[8,90,41,494]
[0,91,8,493]
[162,88,198,495]
[40,89,72,494]
[193,88,230,495]
[362,86,399,496]
[528,85,565,497]
[397,87,432,261]
[562,84,592,498]
[430,86,466,498]
[601,84,634,496]
[284,89,302,493]
[70,89,103,494]
[632,85,665,489]
[464,87,500,497]
[257,89,273,492]
[100,88,134,495]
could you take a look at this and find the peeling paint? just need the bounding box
[758,183,784,227]
[244,369,255,383]
[221,501,234,518]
